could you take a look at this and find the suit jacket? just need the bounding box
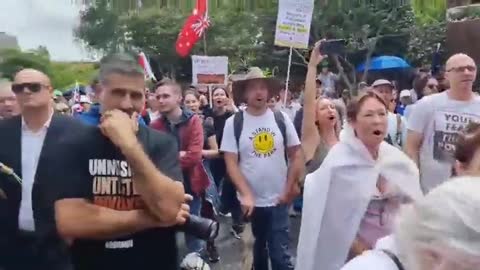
[0,114,82,270]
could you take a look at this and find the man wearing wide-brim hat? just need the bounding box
[221,66,303,270]
[232,67,282,107]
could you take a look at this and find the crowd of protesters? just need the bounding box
[1,40,480,270]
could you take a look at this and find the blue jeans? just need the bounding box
[251,205,294,270]
[185,194,205,253]
[203,160,220,215]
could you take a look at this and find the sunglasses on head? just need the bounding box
[11,83,48,94]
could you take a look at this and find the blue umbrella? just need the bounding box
[356,56,410,72]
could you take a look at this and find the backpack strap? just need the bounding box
[382,249,405,270]
[233,111,244,159]
[273,111,288,162]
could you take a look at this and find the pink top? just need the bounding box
[357,195,402,247]
[357,176,405,247]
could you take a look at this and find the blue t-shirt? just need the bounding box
[77,104,146,126]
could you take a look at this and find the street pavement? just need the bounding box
[178,214,302,270]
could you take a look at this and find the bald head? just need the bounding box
[445,53,477,93]
[12,69,53,111]
[446,54,476,71]
[14,69,51,86]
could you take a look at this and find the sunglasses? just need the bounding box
[12,83,48,94]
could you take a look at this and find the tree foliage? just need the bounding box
[74,0,447,90]
[0,49,52,80]
[0,48,97,89]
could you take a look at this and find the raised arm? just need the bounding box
[302,41,325,162]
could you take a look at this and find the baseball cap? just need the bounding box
[400,89,411,98]
[79,95,92,104]
[372,79,393,88]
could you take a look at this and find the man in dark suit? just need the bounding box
[0,69,84,270]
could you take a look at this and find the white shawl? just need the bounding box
[295,125,422,270]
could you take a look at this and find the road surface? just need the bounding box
[178,214,302,270]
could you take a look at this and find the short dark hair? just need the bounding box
[99,53,144,84]
[154,78,182,95]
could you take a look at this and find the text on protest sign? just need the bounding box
[274,0,314,49]
[192,55,228,85]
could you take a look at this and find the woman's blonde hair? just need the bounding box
[315,97,341,136]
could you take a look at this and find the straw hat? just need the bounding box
[232,67,281,103]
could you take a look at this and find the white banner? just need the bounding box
[274,0,314,49]
[192,55,228,85]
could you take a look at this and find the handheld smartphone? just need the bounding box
[319,39,346,55]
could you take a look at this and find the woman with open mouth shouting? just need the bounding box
[301,41,341,178]
[296,90,422,270]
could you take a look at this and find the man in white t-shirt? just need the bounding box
[405,53,480,193]
[222,67,303,270]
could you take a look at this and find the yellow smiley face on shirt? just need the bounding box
[252,131,275,155]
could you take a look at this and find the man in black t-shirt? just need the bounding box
[52,54,190,270]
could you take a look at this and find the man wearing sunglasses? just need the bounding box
[406,53,480,194]
[0,68,90,270]
[0,80,20,120]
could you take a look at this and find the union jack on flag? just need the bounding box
[192,14,211,37]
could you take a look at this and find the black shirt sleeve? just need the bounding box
[50,129,93,201]
[148,129,183,183]
[204,123,215,139]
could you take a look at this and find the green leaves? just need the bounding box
[0,48,97,89]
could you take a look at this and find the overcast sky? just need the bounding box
[0,0,92,61]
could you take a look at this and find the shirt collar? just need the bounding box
[21,109,54,131]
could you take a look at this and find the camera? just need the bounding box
[178,215,219,241]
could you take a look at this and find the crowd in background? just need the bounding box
[1,45,480,270]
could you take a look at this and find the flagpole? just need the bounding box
[284,46,293,106]
[203,0,208,55]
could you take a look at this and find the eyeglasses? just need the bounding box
[447,66,477,73]
[427,84,438,89]
[11,83,49,94]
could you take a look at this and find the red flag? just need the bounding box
[138,52,157,81]
[175,0,210,57]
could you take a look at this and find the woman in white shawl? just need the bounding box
[295,91,423,270]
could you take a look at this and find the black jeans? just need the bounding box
[220,177,243,226]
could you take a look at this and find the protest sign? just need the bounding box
[274,0,314,49]
[192,55,228,85]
